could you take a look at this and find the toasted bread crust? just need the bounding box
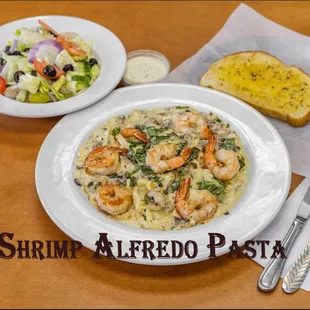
[200,51,310,127]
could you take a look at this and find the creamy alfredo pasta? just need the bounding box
[74,106,248,230]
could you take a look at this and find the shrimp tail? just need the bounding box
[203,135,217,169]
[180,147,192,161]
[38,20,87,57]
[38,20,59,36]
[179,178,191,200]
[133,131,148,144]
[175,178,191,217]
[165,147,192,170]
[202,126,212,140]
[120,128,149,143]
[110,147,129,155]
[56,36,87,57]
[207,135,216,152]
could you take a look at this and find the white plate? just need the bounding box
[0,16,126,118]
[35,83,291,265]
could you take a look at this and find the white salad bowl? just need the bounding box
[0,15,126,118]
[35,83,291,265]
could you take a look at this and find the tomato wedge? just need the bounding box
[38,19,87,57]
[34,58,65,80]
[56,36,87,57]
[0,77,6,94]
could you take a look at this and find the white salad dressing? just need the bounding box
[124,55,168,84]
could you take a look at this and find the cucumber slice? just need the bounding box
[83,60,91,75]
[90,64,100,78]
[75,61,85,72]
[72,55,88,62]
[72,75,90,84]
[67,71,86,77]
[76,83,88,92]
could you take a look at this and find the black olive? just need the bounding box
[0,58,6,66]
[30,70,37,76]
[4,46,10,53]
[89,58,98,67]
[14,70,25,83]
[10,51,22,56]
[63,64,74,72]
[43,65,56,77]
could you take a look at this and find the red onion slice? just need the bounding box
[0,64,5,74]
[28,40,63,63]
[9,39,18,53]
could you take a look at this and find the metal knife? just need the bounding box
[282,242,310,293]
[257,186,310,292]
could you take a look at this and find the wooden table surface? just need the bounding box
[0,1,308,308]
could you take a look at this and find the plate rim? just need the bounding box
[0,15,127,118]
[35,83,291,265]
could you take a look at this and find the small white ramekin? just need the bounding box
[122,49,171,86]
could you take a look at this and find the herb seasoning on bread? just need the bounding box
[200,51,310,127]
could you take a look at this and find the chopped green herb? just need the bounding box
[140,165,154,175]
[150,135,171,144]
[177,168,187,177]
[87,181,94,188]
[119,179,127,186]
[218,191,226,203]
[219,138,240,152]
[146,127,158,137]
[128,140,144,147]
[126,140,151,165]
[135,124,146,133]
[149,176,163,187]
[197,179,225,195]
[129,176,137,187]
[144,195,155,204]
[211,116,222,123]
[187,147,200,162]
[238,157,245,170]
[170,179,181,192]
[135,148,147,163]
[110,172,136,187]
[94,182,102,190]
[126,150,137,164]
[176,142,187,155]
[111,127,120,136]
[176,106,189,109]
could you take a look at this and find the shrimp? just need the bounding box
[120,128,149,143]
[175,178,218,223]
[203,135,240,181]
[173,111,211,139]
[95,184,132,215]
[145,143,192,173]
[38,20,87,57]
[85,146,128,175]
